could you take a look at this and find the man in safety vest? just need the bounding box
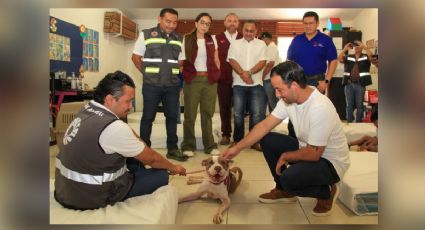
[132,8,188,161]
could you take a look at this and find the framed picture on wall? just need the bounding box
[81,27,99,72]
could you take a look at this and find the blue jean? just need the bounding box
[263,79,278,112]
[260,132,340,199]
[233,85,267,142]
[344,83,365,122]
[124,158,169,199]
[140,83,180,150]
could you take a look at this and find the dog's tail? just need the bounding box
[228,167,243,194]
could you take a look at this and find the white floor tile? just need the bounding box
[227,203,309,224]
[176,202,228,224]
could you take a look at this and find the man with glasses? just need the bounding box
[286,11,338,137]
[132,8,187,161]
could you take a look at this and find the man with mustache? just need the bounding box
[132,8,187,161]
[54,71,186,210]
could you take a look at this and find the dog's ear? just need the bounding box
[201,158,212,166]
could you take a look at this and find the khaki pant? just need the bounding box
[181,76,218,153]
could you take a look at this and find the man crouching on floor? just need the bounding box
[222,61,350,216]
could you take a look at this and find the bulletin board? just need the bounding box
[49,16,82,75]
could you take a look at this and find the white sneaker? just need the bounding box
[210,149,220,155]
[183,150,195,157]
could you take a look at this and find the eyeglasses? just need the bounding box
[198,20,211,27]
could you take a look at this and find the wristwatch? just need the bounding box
[324,79,329,84]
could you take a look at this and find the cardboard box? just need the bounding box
[55,102,86,149]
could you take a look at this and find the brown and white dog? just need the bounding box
[178,155,243,224]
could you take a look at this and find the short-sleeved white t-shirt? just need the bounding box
[133,33,146,56]
[264,42,281,80]
[179,36,218,71]
[90,101,145,158]
[271,88,350,179]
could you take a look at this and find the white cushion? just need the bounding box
[50,180,178,224]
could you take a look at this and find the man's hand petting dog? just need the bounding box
[222,146,240,160]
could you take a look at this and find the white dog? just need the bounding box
[179,155,243,224]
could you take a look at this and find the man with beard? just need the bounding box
[222,61,350,216]
[214,13,243,145]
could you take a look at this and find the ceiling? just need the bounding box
[122,8,365,21]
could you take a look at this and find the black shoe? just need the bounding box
[219,136,231,145]
[166,149,188,162]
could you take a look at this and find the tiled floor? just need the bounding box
[49,112,378,224]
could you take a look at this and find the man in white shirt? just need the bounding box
[227,20,267,151]
[55,71,186,210]
[260,31,281,112]
[222,61,350,216]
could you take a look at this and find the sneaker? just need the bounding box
[219,136,230,145]
[210,149,220,155]
[166,149,188,162]
[258,188,297,203]
[312,184,340,217]
[182,150,195,157]
[251,143,262,152]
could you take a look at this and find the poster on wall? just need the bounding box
[49,33,71,62]
[82,28,99,72]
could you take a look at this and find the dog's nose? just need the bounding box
[214,166,221,172]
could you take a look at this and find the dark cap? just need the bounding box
[260,32,272,39]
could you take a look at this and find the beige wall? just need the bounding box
[351,9,378,43]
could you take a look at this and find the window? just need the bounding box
[277,37,294,61]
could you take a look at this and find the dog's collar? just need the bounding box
[207,171,230,185]
[208,175,230,185]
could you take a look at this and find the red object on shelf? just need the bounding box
[363,110,372,122]
[368,90,378,104]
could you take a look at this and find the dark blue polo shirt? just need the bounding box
[287,30,337,75]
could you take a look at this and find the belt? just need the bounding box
[196,71,208,77]
[348,79,360,84]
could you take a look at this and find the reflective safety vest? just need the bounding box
[142,25,182,86]
[342,54,372,86]
[54,102,133,210]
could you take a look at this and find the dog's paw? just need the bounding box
[213,213,223,224]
